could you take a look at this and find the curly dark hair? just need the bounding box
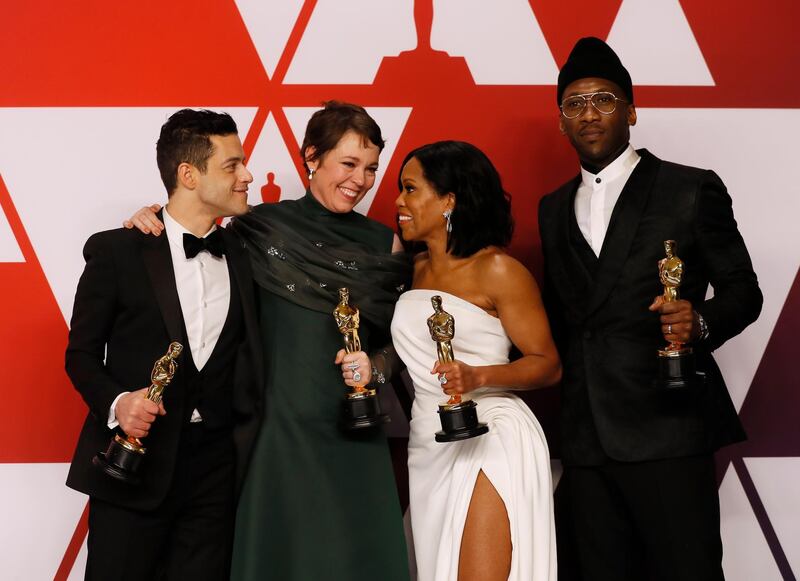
[397,141,514,257]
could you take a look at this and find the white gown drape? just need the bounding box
[392,289,556,581]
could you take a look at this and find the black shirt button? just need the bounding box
[595,177,601,184]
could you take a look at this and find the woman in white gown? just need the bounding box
[339,141,561,580]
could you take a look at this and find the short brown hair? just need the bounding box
[300,101,385,172]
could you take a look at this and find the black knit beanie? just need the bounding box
[557,37,633,105]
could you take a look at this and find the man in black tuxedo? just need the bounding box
[66,109,263,580]
[538,38,762,580]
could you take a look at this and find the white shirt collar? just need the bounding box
[580,144,640,189]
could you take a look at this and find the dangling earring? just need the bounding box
[443,209,452,233]
[308,168,315,180]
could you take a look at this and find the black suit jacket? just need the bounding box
[538,149,761,466]
[65,221,263,510]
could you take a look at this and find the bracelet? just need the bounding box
[371,365,386,384]
[696,311,709,341]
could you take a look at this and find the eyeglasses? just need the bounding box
[560,91,627,119]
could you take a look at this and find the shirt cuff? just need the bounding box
[107,392,129,429]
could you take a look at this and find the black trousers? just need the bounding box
[558,454,724,581]
[86,425,235,581]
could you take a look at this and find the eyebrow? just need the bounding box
[565,87,613,97]
[222,156,245,164]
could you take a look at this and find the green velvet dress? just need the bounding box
[230,193,410,580]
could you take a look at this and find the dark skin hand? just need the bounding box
[431,358,485,399]
[648,296,700,344]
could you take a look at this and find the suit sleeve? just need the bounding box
[693,171,763,351]
[65,233,128,421]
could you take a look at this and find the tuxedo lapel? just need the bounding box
[140,220,184,345]
[584,149,660,317]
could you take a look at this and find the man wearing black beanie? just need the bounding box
[538,37,762,580]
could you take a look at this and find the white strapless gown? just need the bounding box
[392,290,556,581]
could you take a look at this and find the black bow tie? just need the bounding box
[183,230,225,259]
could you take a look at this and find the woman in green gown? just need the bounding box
[228,102,411,580]
[126,102,411,579]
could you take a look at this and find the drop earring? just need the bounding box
[308,168,315,180]
[443,209,452,233]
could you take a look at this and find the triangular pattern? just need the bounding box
[734,266,800,457]
[607,0,714,86]
[234,0,305,79]
[432,0,559,84]
[0,2,267,105]
[746,457,800,575]
[0,175,86,463]
[284,107,412,214]
[284,0,416,84]
[718,464,782,580]
[633,108,800,411]
[0,191,22,262]
[0,107,258,325]
[67,541,88,581]
[529,0,624,67]
[246,112,306,204]
[0,464,87,581]
[0,1,799,577]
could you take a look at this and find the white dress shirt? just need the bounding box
[108,208,231,427]
[574,144,641,256]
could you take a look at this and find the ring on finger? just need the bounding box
[353,370,362,382]
[667,324,673,334]
[347,362,360,371]
[438,373,448,385]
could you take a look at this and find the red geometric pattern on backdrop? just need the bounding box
[1,1,798,579]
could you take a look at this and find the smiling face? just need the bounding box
[192,133,253,218]
[559,77,636,171]
[306,130,380,214]
[395,156,453,243]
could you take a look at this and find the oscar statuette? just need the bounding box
[428,295,488,442]
[334,288,387,430]
[93,341,183,484]
[657,240,695,388]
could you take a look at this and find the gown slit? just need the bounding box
[458,469,512,578]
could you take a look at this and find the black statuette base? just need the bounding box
[341,391,388,430]
[657,350,696,390]
[92,436,144,485]
[435,400,489,442]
